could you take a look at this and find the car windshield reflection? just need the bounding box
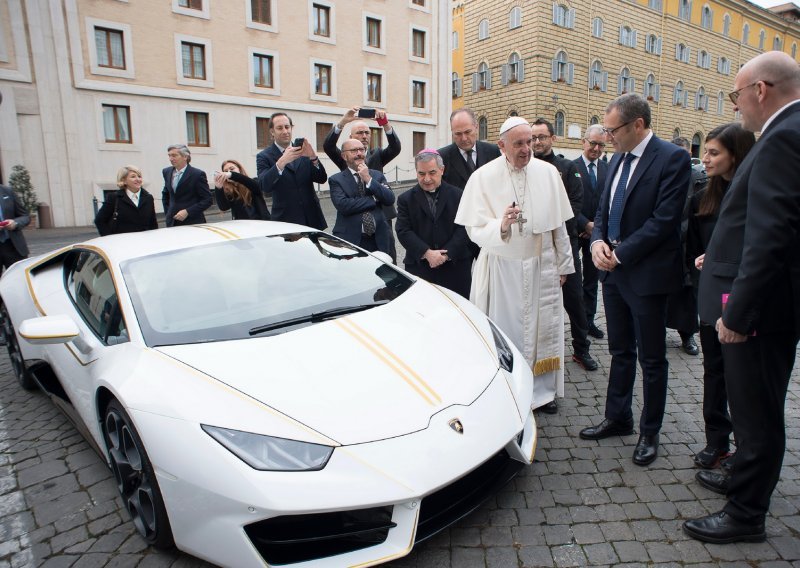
[121,232,413,346]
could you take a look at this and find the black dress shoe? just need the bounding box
[721,452,736,474]
[681,335,699,356]
[696,470,729,494]
[683,511,765,544]
[632,433,659,466]
[572,352,598,371]
[693,445,731,469]
[537,400,558,414]
[579,418,634,440]
[587,323,604,339]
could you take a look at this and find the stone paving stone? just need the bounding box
[486,546,517,568]
[49,526,89,555]
[39,557,77,568]
[518,545,554,568]
[551,543,587,567]
[31,492,92,527]
[450,546,483,567]
[542,524,573,546]
[450,527,481,547]
[645,541,682,562]
[613,540,650,563]
[480,525,513,547]
[773,536,800,560]
[571,523,604,544]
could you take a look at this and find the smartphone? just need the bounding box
[292,137,305,148]
[357,108,376,119]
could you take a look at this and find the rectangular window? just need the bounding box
[412,131,425,156]
[366,17,381,48]
[178,0,202,8]
[370,127,383,151]
[253,54,273,88]
[313,4,330,37]
[187,112,209,146]
[251,0,271,24]
[412,0,425,5]
[94,27,125,69]
[181,42,205,79]
[315,122,333,152]
[412,80,425,108]
[367,73,382,102]
[412,29,425,58]
[314,63,332,95]
[256,117,270,149]
[102,105,131,143]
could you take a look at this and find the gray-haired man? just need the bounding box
[161,144,212,227]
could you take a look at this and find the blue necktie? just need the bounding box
[587,161,597,191]
[608,153,636,244]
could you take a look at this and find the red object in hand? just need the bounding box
[0,220,10,227]
[376,115,389,127]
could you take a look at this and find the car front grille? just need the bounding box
[244,506,395,565]
[415,449,523,543]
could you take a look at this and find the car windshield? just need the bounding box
[121,232,413,346]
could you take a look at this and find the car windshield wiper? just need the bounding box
[249,301,389,336]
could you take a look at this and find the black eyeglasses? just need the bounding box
[728,80,774,104]
[585,140,606,148]
[602,120,634,138]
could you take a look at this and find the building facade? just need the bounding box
[454,0,800,158]
[0,0,451,227]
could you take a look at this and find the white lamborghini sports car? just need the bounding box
[0,221,537,567]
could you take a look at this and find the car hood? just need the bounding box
[155,285,501,445]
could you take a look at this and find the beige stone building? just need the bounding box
[454,0,800,158]
[0,0,451,227]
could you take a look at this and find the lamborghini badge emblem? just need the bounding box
[448,419,464,434]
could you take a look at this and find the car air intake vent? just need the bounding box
[245,506,395,565]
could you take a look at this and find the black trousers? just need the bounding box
[602,274,669,435]
[698,323,732,449]
[0,240,25,273]
[723,332,799,523]
[359,233,378,252]
[579,237,599,323]
[562,238,590,354]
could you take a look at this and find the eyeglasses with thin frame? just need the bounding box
[602,120,634,138]
[532,135,552,142]
[343,148,366,154]
[728,80,774,105]
[585,140,606,148]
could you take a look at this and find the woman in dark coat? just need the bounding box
[686,123,755,470]
[95,165,158,236]
[213,159,271,221]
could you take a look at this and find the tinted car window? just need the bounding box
[122,232,413,346]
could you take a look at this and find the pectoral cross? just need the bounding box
[517,212,527,235]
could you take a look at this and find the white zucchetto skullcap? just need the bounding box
[499,116,529,136]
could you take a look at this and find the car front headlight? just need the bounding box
[202,425,334,471]
[488,320,514,372]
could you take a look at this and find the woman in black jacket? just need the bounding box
[213,159,271,221]
[686,123,755,470]
[95,165,158,236]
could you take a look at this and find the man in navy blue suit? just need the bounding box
[579,94,690,467]
[573,125,608,340]
[161,144,212,227]
[328,139,395,254]
[256,112,328,230]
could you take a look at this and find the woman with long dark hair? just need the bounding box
[95,165,158,236]
[687,122,755,470]
[213,159,271,220]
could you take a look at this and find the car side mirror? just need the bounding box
[19,315,80,345]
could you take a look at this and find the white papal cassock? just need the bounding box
[455,155,574,408]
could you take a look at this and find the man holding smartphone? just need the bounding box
[257,112,328,230]
[0,184,30,275]
[324,107,401,261]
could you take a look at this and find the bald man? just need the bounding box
[684,51,800,544]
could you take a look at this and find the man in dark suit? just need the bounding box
[438,108,501,190]
[532,118,598,376]
[257,112,328,230]
[161,144,212,227]
[0,184,30,274]
[573,125,608,340]
[324,107,400,260]
[683,51,800,545]
[579,94,690,467]
[329,139,395,253]
[396,150,472,299]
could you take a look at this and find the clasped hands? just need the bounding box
[591,241,619,272]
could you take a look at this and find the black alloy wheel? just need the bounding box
[102,399,174,549]
[0,303,36,390]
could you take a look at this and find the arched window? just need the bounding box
[692,133,702,156]
[673,127,681,139]
[674,81,686,106]
[618,67,634,94]
[679,0,691,21]
[644,73,658,101]
[697,50,710,69]
[478,117,488,140]
[504,52,524,84]
[773,36,782,51]
[554,111,565,137]
[648,0,662,12]
[646,34,661,54]
[701,5,713,29]
[676,43,689,63]
[509,6,522,29]
[590,60,607,91]
[792,43,797,59]
[478,62,490,90]
[717,91,725,115]
[742,23,750,45]
[552,50,573,84]
[696,86,708,111]
[619,26,636,48]
[722,14,731,37]
[592,17,603,38]
[553,4,573,28]
[590,116,600,125]
[759,29,766,50]
[451,72,461,98]
[718,57,730,75]
[478,18,489,40]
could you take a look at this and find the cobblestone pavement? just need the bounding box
[1,212,798,567]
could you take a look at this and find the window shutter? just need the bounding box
[684,47,691,63]
[501,64,509,86]
[552,3,559,24]
[631,30,638,47]
[472,73,479,93]
[567,8,576,28]
[654,84,660,102]
[630,78,636,92]
[551,59,559,81]
[683,91,689,106]
[695,91,700,109]
[518,59,525,82]
[675,44,681,60]
[456,78,462,97]
[656,37,662,54]
[619,26,625,44]
[673,87,679,105]
[567,63,574,85]
[601,71,608,92]
[486,69,492,89]
[618,74,624,94]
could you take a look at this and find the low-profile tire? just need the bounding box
[102,399,175,550]
[1,303,36,390]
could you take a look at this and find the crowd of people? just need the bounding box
[0,49,797,549]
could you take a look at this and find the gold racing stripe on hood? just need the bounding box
[335,318,442,406]
[192,224,240,240]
